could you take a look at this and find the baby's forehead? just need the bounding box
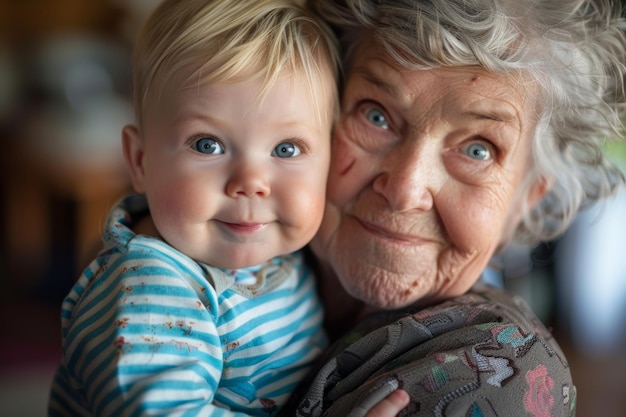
[141,65,336,130]
[145,57,337,124]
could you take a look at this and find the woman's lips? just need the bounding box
[353,216,434,245]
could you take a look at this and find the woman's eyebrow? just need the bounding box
[463,106,524,137]
[356,65,521,129]
[461,109,523,143]
[355,66,402,99]
[354,65,420,111]
[461,109,517,123]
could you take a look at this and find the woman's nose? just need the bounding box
[225,162,271,198]
[372,148,435,212]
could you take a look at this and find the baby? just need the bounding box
[48,0,339,415]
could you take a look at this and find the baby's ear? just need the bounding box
[122,124,147,193]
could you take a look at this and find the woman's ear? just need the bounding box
[499,175,552,249]
[122,124,147,193]
[525,175,552,210]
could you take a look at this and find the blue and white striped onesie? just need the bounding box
[48,195,326,416]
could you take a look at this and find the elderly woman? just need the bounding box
[283,0,626,416]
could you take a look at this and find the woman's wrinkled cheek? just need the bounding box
[435,247,483,296]
[312,125,364,269]
[326,138,358,202]
[332,136,357,176]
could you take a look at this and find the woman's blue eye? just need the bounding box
[272,141,301,158]
[365,108,389,129]
[464,143,491,160]
[193,137,224,154]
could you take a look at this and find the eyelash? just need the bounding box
[352,95,501,165]
[186,134,223,149]
[356,101,393,129]
[461,140,494,161]
[283,138,310,155]
[185,134,312,155]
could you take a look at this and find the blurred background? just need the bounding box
[0,1,150,415]
[0,1,624,416]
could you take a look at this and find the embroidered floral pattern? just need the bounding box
[524,364,555,417]
[287,287,576,417]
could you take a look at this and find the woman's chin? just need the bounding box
[339,270,433,311]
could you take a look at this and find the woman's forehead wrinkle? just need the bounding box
[360,69,399,97]
[353,54,416,104]
[461,108,523,139]
[461,108,516,123]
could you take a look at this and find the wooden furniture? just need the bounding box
[2,136,130,299]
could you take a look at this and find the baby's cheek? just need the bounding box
[149,179,202,228]
[279,182,327,251]
[311,201,341,252]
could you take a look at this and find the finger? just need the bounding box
[363,389,410,417]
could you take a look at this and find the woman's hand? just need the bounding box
[363,389,410,417]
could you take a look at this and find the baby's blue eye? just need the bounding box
[365,108,389,129]
[272,141,301,158]
[464,143,491,160]
[194,137,224,154]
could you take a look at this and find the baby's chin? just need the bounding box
[188,250,273,270]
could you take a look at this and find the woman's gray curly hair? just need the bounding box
[310,0,626,245]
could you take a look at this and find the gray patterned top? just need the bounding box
[282,284,576,417]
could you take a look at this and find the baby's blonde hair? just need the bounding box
[133,0,340,127]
